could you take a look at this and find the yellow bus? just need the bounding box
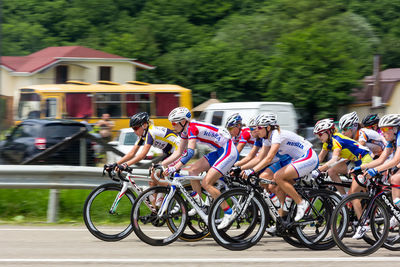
[17,80,192,133]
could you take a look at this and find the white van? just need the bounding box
[198,102,298,132]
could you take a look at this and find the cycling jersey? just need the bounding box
[358,128,386,151]
[262,129,317,177]
[181,121,230,149]
[323,132,371,163]
[136,124,179,154]
[233,127,262,147]
[262,129,313,159]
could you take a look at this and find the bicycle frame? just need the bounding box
[156,174,231,225]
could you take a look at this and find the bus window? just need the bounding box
[45,98,57,118]
[96,93,121,117]
[66,93,92,118]
[126,93,151,117]
[18,93,41,120]
[155,93,179,117]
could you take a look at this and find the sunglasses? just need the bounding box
[249,127,256,131]
[257,126,264,130]
[381,126,394,133]
[132,125,141,131]
[171,122,178,126]
[315,132,326,137]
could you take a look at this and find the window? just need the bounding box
[11,124,37,139]
[55,65,68,83]
[155,93,179,117]
[211,111,224,126]
[126,93,151,117]
[123,132,138,145]
[95,93,121,117]
[45,98,57,118]
[198,111,207,122]
[99,66,111,81]
[18,93,41,119]
[66,93,92,118]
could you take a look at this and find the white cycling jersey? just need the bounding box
[262,129,313,160]
[358,128,386,151]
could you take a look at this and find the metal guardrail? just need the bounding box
[0,165,151,223]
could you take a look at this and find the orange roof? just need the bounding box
[1,46,155,73]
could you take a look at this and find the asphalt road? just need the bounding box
[0,225,400,267]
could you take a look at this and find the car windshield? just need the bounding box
[124,132,138,145]
[43,124,85,139]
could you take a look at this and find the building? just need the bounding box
[0,46,155,125]
[349,68,400,119]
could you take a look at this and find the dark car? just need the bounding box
[0,119,95,165]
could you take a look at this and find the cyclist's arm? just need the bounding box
[125,144,152,166]
[172,138,196,171]
[117,145,140,164]
[319,148,340,172]
[253,143,279,173]
[235,145,260,166]
[241,145,268,169]
[162,138,188,167]
[361,147,392,170]
[374,147,400,173]
[318,149,328,163]
[236,142,246,154]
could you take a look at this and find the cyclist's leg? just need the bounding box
[188,156,210,196]
[327,161,348,195]
[203,140,239,206]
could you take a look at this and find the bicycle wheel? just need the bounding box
[173,185,209,242]
[83,183,136,241]
[208,188,268,251]
[331,192,389,256]
[131,186,188,246]
[295,189,342,250]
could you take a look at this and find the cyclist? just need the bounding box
[241,113,319,221]
[163,107,239,229]
[313,118,373,196]
[226,113,260,154]
[109,112,180,189]
[234,116,263,167]
[339,112,384,157]
[360,114,386,157]
[354,114,400,232]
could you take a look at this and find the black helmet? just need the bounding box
[362,114,380,127]
[129,112,149,127]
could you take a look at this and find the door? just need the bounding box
[1,124,36,163]
[44,95,62,118]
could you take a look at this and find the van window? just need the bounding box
[211,111,224,126]
[198,111,207,122]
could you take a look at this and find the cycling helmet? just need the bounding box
[314,119,335,134]
[168,107,191,122]
[378,114,400,128]
[129,112,149,127]
[248,116,257,128]
[225,113,242,128]
[339,111,359,130]
[255,113,277,127]
[362,114,380,127]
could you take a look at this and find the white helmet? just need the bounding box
[168,107,191,122]
[248,116,257,128]
[255,113,277,127]
[314,119,335,134]
[339,111,359,130]
[378,114,400,127]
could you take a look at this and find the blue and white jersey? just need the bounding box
[262,129,312,160]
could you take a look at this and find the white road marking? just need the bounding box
[0,258,400,263]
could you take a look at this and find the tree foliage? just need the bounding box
[2,0,400,123]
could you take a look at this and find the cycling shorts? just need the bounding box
[205,140,239,175]
[291,148,319,178]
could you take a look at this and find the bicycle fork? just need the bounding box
[109,182,130,214]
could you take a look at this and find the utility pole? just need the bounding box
[372,54,382,108]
